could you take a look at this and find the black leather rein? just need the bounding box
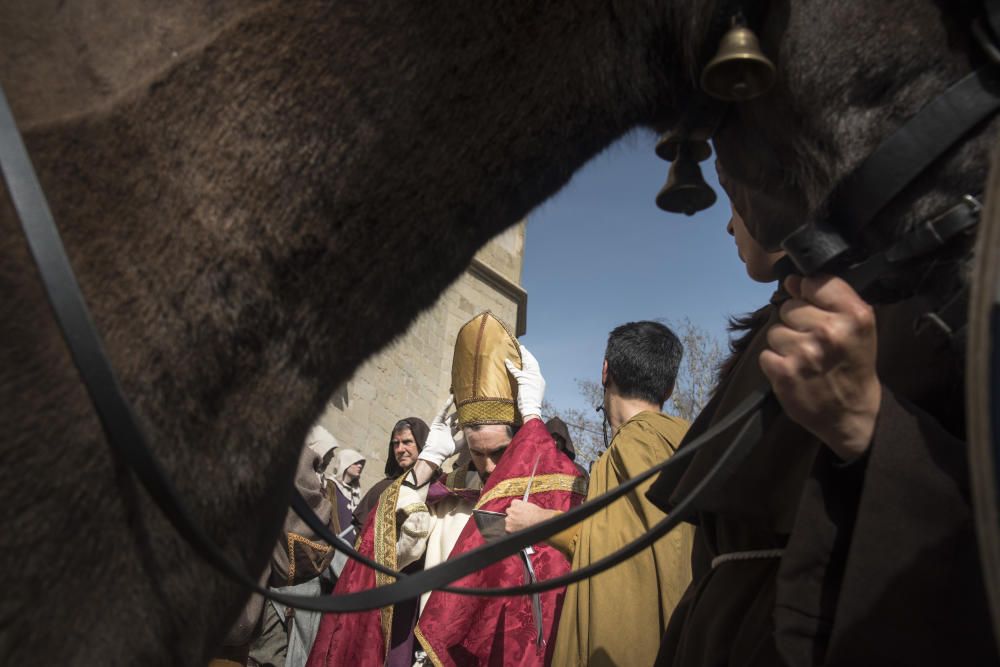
[0,78,773,610]
[2,0,999,612]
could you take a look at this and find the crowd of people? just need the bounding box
[209,165,996,667]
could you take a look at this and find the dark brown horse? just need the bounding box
[0,0,992,663]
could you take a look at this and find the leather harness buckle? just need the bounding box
[885,194,982,264]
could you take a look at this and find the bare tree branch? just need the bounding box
[665,317,724,422]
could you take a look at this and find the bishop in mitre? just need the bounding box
[308,311,586,667]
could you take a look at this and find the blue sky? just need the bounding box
[520,129,775,414]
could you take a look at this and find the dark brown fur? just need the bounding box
[0,0,994,664]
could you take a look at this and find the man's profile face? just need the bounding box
[465,425,512,481]
[391,428,419,469]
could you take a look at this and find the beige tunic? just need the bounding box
[552,411,693,667]
[395,468,482,614]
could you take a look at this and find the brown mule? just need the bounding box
[0,1,996,664]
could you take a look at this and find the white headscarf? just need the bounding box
[328,448,366,510]
[305,425,339,461]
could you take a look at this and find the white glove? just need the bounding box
[504,344,545,419]
[417,395,458,468]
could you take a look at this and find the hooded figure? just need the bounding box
[327,448,366,514]
[245,440,338,667]
[546,416,589,479]
[306,425,339,483]
[545,416,576,460]
[383,417,430,477]
[352,417,429,530]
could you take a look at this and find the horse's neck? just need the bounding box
[716,0,992,253]
[0,0,271,127]
[0,7,684,661]
[13,0,679,443]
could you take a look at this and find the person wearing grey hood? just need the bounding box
[240,432,337,667]
[325,448,366,538]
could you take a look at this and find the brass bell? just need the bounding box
[701,17,776,102]
[655,134,712,163]
[655,144,717,215]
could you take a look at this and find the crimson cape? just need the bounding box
[307,418,586,667]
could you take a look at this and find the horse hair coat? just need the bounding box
[0,0,994,663]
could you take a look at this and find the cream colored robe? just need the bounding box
[395,468,483,614]
[551,410,693,667]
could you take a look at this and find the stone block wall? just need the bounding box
[316,223,526,490]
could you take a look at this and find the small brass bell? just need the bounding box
[655,134,712,163]
[701,17,776,102]
[655,144,717,215]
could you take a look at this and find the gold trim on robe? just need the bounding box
[413,624,445,667]
[374,475,405,656]
[474,473,588,510]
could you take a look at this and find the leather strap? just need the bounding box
[782,65,1000,276]
[3,0,994,609]
[0,75,773,609]
[829,67,1000,239]
[290,383,769,599]
[779,221,852,276]
[433,389,778,597]
[774,194,981,291]
[0,86,247,575]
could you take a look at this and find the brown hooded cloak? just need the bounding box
[352,416,429,529]
[649,296,998,666]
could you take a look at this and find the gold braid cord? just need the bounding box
[456,399,516,426]
[414,624,445,667]
[374,475,406,655]
[398,502,429,519]
[285,533,333,587]
[412,469,581,664]
[475,473,588,510]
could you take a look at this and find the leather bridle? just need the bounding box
[2,0,998,613]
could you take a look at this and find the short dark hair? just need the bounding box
[604,321,682,405]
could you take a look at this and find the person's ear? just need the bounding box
[601,360,609,387]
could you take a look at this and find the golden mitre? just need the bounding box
[451,311,522,427]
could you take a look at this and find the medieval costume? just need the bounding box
[326,448,365,523]
[305,425,339,486]
[545,416,589,479]
[307,312,587,667]
[651,296,999,665]
[320,447,365,581]
[246,440,338,667]
[550,410,692,666]
[353,416,429,530]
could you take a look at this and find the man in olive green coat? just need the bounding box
[505,321,693,666]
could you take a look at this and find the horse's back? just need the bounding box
[0,0,267,127]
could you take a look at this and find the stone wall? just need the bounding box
[317,222,526,490]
